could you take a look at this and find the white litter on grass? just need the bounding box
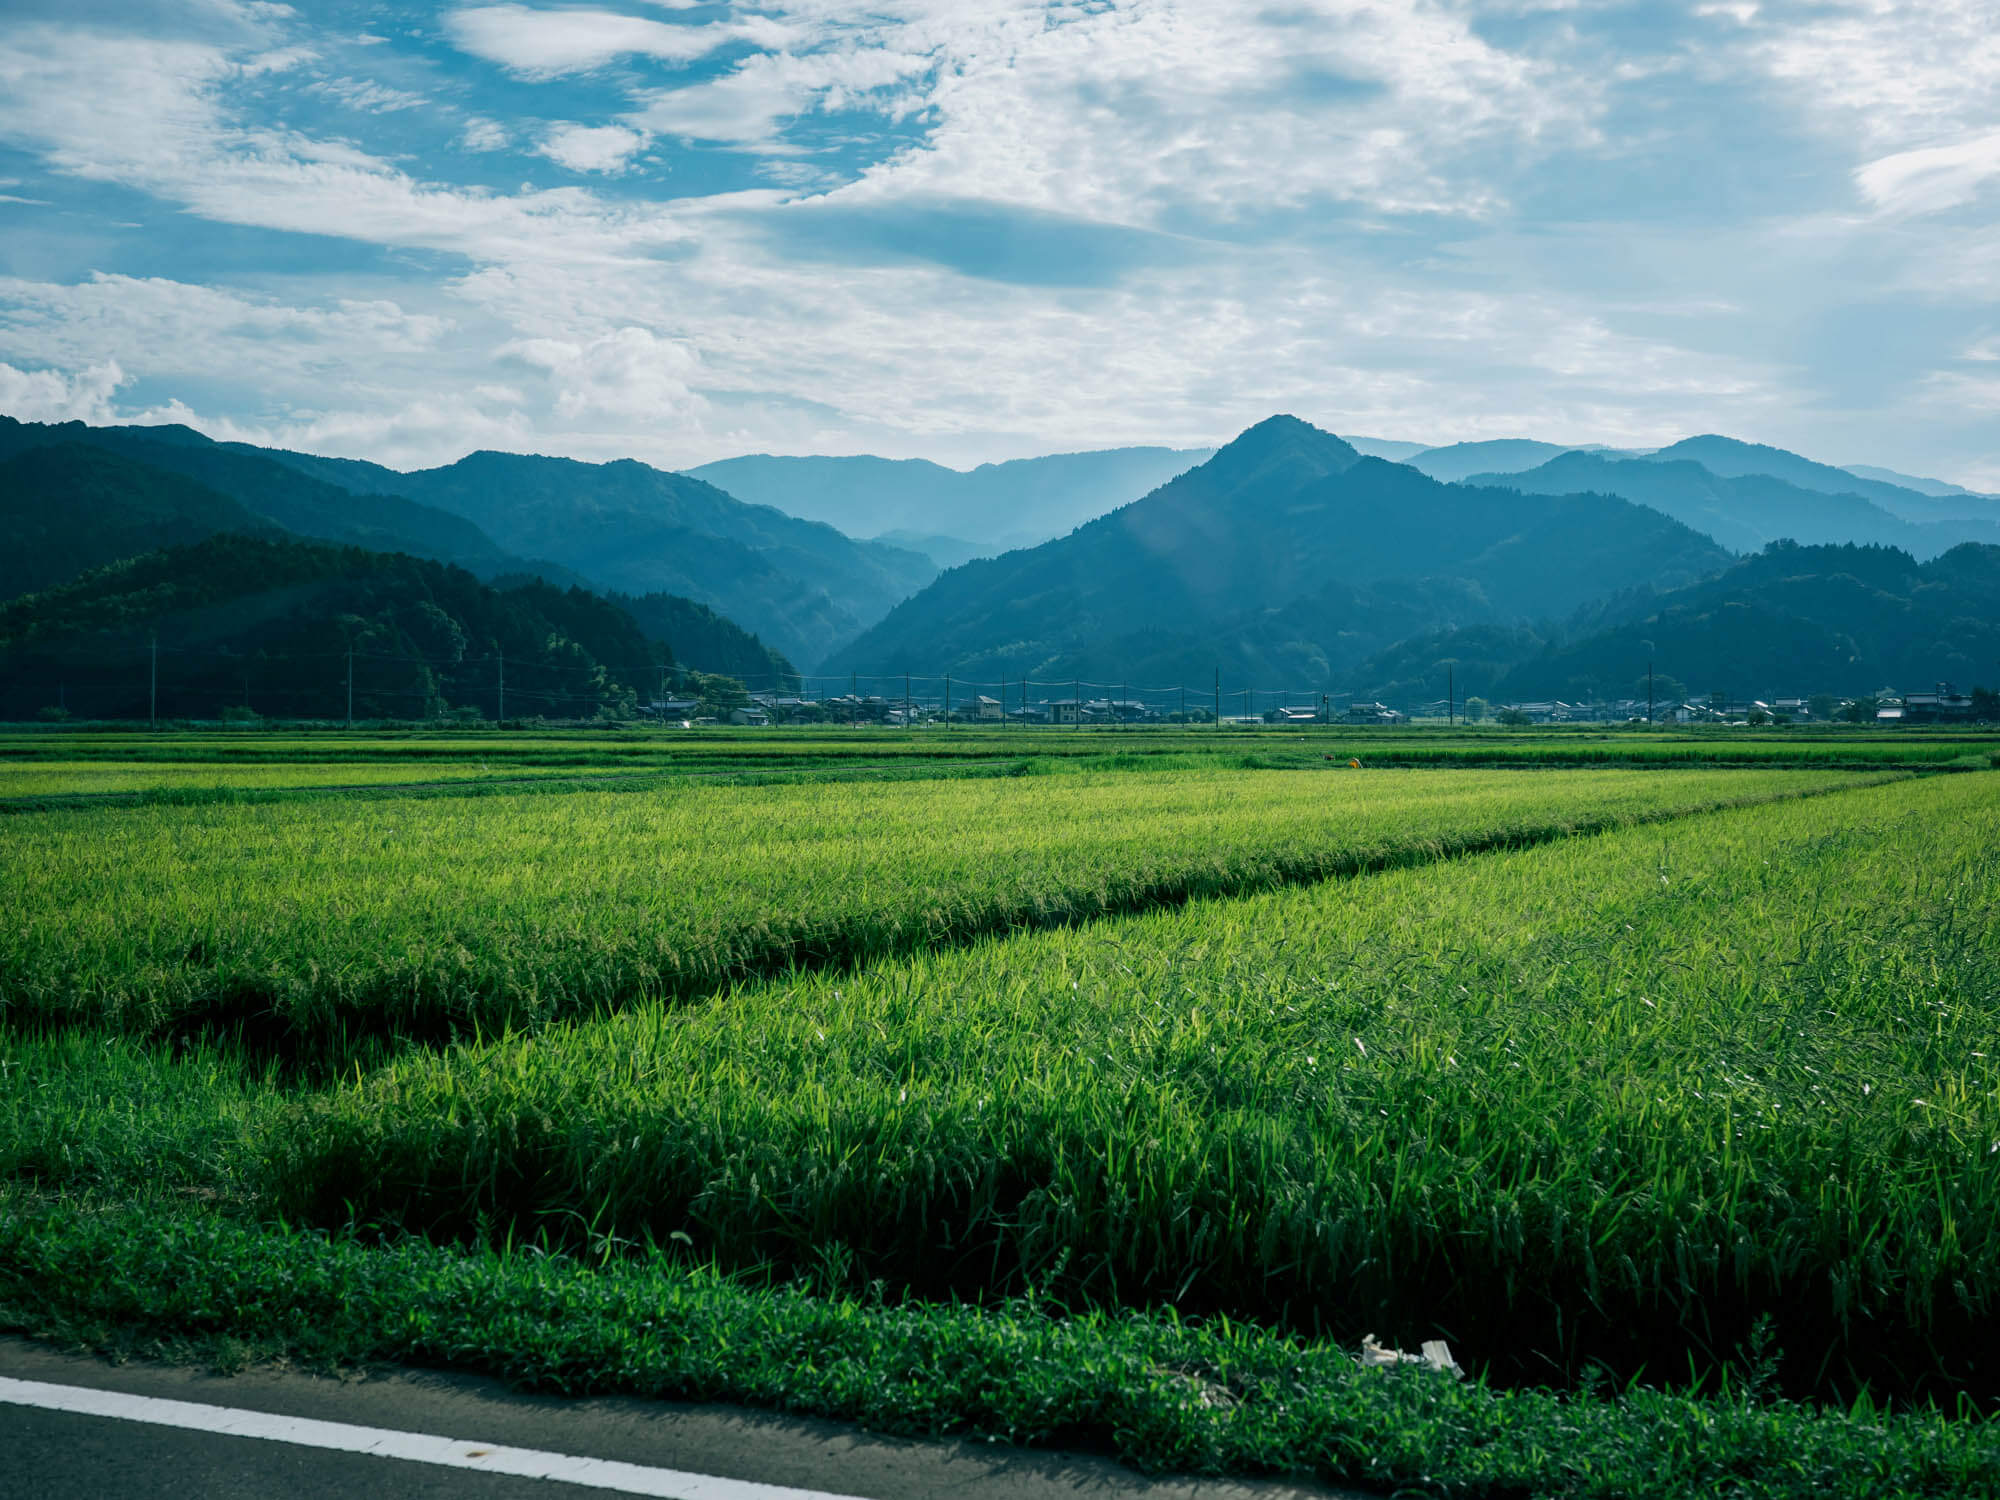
[1360,1335,1465,1379]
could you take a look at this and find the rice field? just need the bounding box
[0,758,648,797]
[3,724,1997,1493]
[260,773,2000,1398]
[5,723,1994,777]
[1,763,1884,1051]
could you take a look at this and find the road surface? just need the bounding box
[0,1337,1369,1500]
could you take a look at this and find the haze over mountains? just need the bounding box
[3,404,1997,706]
[688,446,1215,563]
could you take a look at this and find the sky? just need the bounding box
[0,1,1996,484]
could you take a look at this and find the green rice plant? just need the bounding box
[265,774,2000,1398]
[0,767,1882,1053]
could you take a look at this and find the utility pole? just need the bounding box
[346,649,354,728]
[1448,665,1454,727]
[1214,668,1220,729]
[1181,684,1187,729]
[851,670,857,728]
[1648,660,1654,725]
[905,671,911,730]
[945,673,952,730]
[149,631,158,730]
[497,646,506,722]
[1073,677,1080,728]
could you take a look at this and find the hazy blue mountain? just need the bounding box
[686,446,1214,550]
[1497,541,2000,702]
[1646,435,1998,526]
[823,415,1730,688]
[870,529,992,569]
[0,444,285,601]
[1405,438,1583,482]
[299,451,937,669]
[1465,452,2000,559]
[1840,463,1980,498]
[0,416,518,572]
[1343,436,1431,462]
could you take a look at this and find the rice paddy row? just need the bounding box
[4,724,1992,776]
[262,773,2000,1400]
[1,766,1888,1057]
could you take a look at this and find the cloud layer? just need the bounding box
[0,1,1995,485]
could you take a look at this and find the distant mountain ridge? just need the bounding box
[1466,452,2000,560]
[1644,435,1997,527]
[824,415,1732,686]
[0,434,798,695]
[0,415,935,670]
[0,444,282,601]
[1374,541,2000,705]
[255,445,935,669]
[0,416,524,575]
[687,446,1214,552]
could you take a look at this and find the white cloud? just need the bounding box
[460,116,508,151]
[0,357,127,423]
[1856,130,2000,216]
[308,75,428,114]
[0,26,701,264]
[498,325,706,423]
[1748,0,2000,153]
[444,5,740,78]
[538,123,650,174]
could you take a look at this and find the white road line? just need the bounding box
[0,1376,871,1500]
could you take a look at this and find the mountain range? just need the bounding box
[4,405,1997,701]
[0,435,794,699]
[824,416,1733,686]
[254,445,935,669]
[1347,540,2000,706]
[687,446,1214,560]
[0,416,918,670]
[1464,452,2000,559]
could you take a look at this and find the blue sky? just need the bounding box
[0,0,1996,484]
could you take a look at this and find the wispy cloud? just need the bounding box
[444,4,741,78]
[1857,130,2000,215]
[308,75,428,114]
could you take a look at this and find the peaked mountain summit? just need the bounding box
[823,415,1730,687]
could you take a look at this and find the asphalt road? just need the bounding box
[0,1338,1368,1500]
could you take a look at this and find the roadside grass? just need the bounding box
[3,1194,1996,1500]
[0,766,1883,1059]
[263,774,2000,1399]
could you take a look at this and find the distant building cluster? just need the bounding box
[638,682,1990,728]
